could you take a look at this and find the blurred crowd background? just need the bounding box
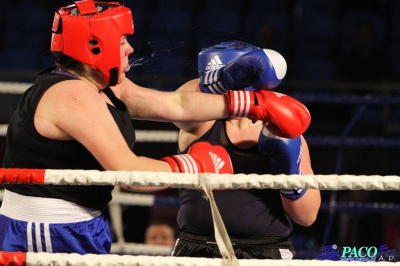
[1,0,400,259]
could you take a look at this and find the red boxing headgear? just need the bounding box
[51,0,134,86]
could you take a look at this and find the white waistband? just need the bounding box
[0,190,101,223]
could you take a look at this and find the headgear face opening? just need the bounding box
[51,0,134,86]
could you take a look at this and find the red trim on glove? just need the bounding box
[225,90,255,118]
[161,156,181,173]
[162,154,199,173]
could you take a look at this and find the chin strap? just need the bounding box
[108,67,119,86]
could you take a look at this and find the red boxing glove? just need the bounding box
[162,142,233,174]
[225,90,310,138]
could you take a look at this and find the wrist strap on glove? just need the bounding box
[280,170,307,200]
[280,170,306,200]
[162,154,199,173]
[201,68,227,94]
[280,188,307,200]
[225,90,255,118]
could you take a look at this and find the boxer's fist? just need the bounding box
[258,128,306,200]
[162,142,233,174]
[225,90,311,138]
[200,49,287,94]
[258,128,302,174]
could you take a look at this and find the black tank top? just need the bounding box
[177,120,292,237]
[3,69,136,211]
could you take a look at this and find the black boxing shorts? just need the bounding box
[172,228,295,260]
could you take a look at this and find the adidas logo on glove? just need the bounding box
[205,55,224,70]
[209,151,225,173]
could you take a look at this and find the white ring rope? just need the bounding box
[0,252,398,266]
[0,124,8,137]
[23,169,400,190]
[135,130,178,142]
[0,81,32,94]
[110,243,173,256]
[1,169,400,263]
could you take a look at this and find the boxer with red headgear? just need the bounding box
[1,1,237,255]
[51,1,134,86]
[1,0,311,254]
[171,41,320,260]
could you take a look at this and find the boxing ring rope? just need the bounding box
[1,169,400,265]
[2,251,399,266]
[0,81,32,94]
[1,168,400,190]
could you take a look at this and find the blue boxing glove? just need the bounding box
[200,48,287,94]
[258,127,306,200]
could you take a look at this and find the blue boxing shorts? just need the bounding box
[0,190,111,254]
